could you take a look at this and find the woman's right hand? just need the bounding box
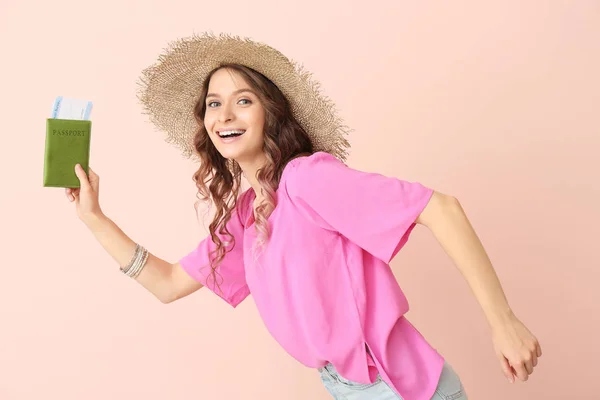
[66,164,103,224]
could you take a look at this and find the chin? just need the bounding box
[213,142,239,157]
[212,140,255,160]
[215,146,255,163]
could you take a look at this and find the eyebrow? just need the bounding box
[206,88,256,99]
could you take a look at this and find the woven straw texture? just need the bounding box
[137,32,351,162]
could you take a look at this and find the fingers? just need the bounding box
[87,167,100,192]
[495,318,542,385]
[500,356,515,383]
[65,187,79,202]
[511,348,539,382]
[527,337,541,371]
[502,347,541,383]
[524,357,534,375]
[74,164,91,190]
[514,362,529,382]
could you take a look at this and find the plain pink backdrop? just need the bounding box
[1,1,598,399]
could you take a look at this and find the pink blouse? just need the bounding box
[179,151,445,400]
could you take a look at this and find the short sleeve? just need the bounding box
[287,152,434,264]
[178,194,250,308]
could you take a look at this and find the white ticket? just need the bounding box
[51,96,93,120]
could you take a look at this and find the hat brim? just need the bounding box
[137,32,351,162]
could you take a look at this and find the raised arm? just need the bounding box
[67,164,248,307]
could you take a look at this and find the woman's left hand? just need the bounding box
[491,311,542,383]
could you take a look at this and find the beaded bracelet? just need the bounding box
[121,244,149,278]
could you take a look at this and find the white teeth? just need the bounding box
[218,129,246,137]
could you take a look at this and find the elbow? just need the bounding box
[156,262,182,304]
[159,295,173,304]
[158,289,179,304]
[157,280,179,304]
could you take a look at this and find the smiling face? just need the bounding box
[203,67,267,163]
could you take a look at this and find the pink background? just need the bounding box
[1,1,598,399]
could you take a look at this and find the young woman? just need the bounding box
[65,33,541,400]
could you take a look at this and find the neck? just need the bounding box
[237,153,268,199]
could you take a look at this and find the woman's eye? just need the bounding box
[208,99,251,108]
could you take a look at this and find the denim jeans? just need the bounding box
[318,361,467,400]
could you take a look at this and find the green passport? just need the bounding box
[43,118,92,188]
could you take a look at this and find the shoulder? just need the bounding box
[285,151,346,180]
[292,151,343,167]
[282,151,348,198]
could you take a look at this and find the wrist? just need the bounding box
[83,212,108,230]
[488,305,516,331]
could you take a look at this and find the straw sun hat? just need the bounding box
[136,32,351,163]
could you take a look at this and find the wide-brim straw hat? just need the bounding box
[136,32,351,163]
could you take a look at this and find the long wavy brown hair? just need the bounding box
[191,63,313,291]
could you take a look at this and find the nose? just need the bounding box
[218,102,234,123]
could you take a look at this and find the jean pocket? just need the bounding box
[433,362,467,400]
[320,363,382,390]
